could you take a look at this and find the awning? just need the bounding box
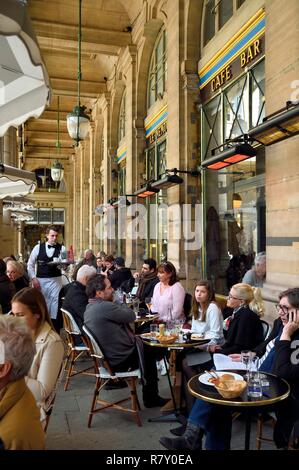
[0,0,50,136]
[0,162,36,198]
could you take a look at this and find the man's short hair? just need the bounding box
[114,256,125,267]
[76,265,97,283]
[46,225,60,234]
[144,258,157,271]
[86,274,107,298]
[0,316,36,381]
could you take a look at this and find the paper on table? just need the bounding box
[213,353,246,371]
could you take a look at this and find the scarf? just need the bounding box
[136,271,157,299]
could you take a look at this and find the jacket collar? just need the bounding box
[35,322,52,344]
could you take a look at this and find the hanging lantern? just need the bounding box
[66,105,90,144]
[51,160,64,182]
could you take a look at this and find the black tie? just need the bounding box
[47,244,56,249]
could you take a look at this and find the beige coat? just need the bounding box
[26,322,64,420]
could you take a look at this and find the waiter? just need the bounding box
[27,225,66,328]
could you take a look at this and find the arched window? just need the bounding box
[147,28,167,109]
[118,91,126,143]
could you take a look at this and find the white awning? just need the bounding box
[0,0,50,136]
[0,162,36,198]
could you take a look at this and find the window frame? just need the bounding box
[147,28,167,109]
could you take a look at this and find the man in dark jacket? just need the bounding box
[62,265,96,332]
[84,274,168,407]
[108,257,133,290]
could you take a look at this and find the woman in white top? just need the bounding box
[11,287,64,427]
[191,281,224,347]
[151,261,185,322]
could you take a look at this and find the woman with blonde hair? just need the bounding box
[11,287,64,426]
[209,282,264,354]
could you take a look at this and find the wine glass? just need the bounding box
[241,350,251,380]
[145,297,152,313]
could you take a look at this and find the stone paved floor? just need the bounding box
[46,359,276,451]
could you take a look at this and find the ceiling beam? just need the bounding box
[33,20,131,48]
[50,77,106,98]
[37,36,120,57]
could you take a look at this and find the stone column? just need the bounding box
[122,45,137,268]
[262,0,299,321]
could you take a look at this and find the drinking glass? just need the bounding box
[247,373,263,398]
[241,350,251,380]
[145,297,152,312]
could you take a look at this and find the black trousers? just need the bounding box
[112,344,161,399]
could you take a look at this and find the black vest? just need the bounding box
[36,242,62,278]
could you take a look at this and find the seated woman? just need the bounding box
[209,283,264,355]
[182,283,263,391]
[151,261,185,322]
[11,287,64,427]
[180,281,224,412]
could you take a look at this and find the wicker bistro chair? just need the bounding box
[82,325,142,427]
[61,308,95,390]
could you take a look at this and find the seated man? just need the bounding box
[0,316,45,450]
[83,274,168,407]
[160,287,299,450]
[62,265,97,333]
[108,256,133,290]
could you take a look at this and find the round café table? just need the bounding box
[188,370,290,450]
[142,335,210,423]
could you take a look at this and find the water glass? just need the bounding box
[259,373,270,387]
[247,373,263,398]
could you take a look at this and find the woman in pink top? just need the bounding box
[151,261,185,322]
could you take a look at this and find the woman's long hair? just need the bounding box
[12,287,54,333]
[232,283,264,317]
[192,280,216,322]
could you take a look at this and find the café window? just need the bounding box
[201,60,265,294]
[145,138,168,262]
[203,0,247,46]
[27,208,65,225]
[202,60,265,161]
[118,91,126,143]
[147,28,167,109]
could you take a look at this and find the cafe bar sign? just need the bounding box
[199,9,265,102]
[145,105,168,145]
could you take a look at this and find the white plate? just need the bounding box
[190,331,214,340]
[198,371,244,386]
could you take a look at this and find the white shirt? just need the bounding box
[27,243,66,280]
[191,302,224,344]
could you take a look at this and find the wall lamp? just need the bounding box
[248,100,299,146]
[151,167,199,190]
[202,137,256,170]
[134,183,159,198]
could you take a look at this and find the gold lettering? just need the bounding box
[211,78,216,92]
[247,45,253,61]
[215,75,221,89]
[253,39,260,56]
[225,66,231,81]
[240,51,246,67]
